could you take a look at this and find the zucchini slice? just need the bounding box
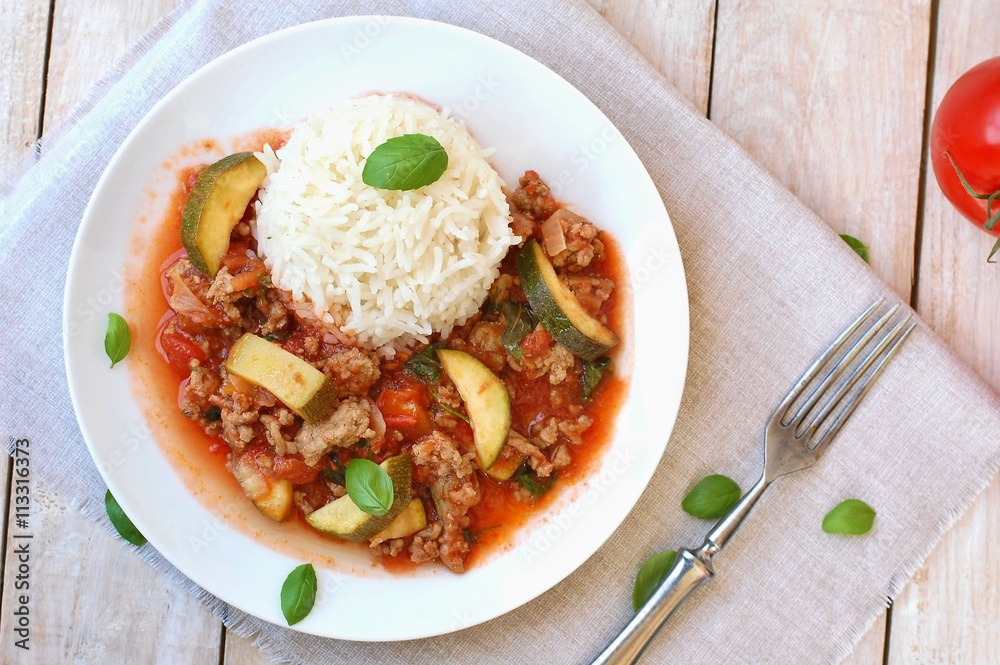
[225,333,337,423]
[516,239,619,361]
[306,455,413,542]
[486,448,526,482]
[230,454,293,522]
[181,152,266,276]
[372,498,427,543]
[437,349,511,470]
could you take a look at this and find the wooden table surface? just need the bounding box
[1,1,997,663]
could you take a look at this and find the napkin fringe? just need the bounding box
[829,450,998,665]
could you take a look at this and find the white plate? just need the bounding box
[64,17,688,640]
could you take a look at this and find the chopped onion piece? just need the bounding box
[541,215,567,255]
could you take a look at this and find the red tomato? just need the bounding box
[930,57,1000,235]
[159,331,206,373]
[376,374,432,438]
[270,454,320,484]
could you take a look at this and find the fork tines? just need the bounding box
[779,299,916,451]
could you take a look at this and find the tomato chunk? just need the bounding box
[160,331,207,373]
[376,374,432,438]
[271,454,320,484]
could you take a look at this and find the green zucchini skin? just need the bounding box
[181,152,266,276]
[306,455,413,542]
[516,239,618,361]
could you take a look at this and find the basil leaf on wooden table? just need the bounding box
[500,300,537,361]
[582,357,612,399]
[632,549,678,611]
[105,489,146,546]
[839,234,870,263]
[822,499,876,535]
[280,563,317,626]
[346,458,394,516]
[405,341,445,383]
[681,474,742,520]
[104,313,131,368]
[362,134,448,190]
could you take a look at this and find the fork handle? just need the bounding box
[591,549,714,665]
[592,476,770,665]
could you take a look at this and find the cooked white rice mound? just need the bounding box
[254,94,517,354]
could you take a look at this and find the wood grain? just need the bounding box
[0,1,218,663]
[0,0,49,181]
[708,0,933,661]
[0,0,50,591]
[224,631,269,665]
[588,0,717,115]
[890,0,1000,661]
[710,0,930,300]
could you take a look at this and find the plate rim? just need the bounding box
[63,14,690,640]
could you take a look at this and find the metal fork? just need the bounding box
[593,300,916,665]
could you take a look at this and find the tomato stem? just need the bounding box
[944,152,1000,262]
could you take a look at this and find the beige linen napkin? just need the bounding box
[2,1,998,663]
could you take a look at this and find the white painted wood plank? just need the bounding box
[0,1,220,663]
[890,0,1000,661]
[710,0,930,300]
[224,631,271,665]
[0,483,222,663]
[0,0,48,181]
[0,0,49,591]
[589,0,717,114]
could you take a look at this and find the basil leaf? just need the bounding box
[582,357,612,399]
[681,474,742,520]
[632,550,677,611]
[518,470,556,500]
[105,489,146,546]
[362,134,448,191]
[839,234,870,264]
[204,406,222,421]
[500,301,537,361]
[280,563,317,626]
[104,313,131,368]
[405,341,445,383]
[346,458,394,516]
[822,499,876,535]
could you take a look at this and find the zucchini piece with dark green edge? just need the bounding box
[225,333,337,423]
[437,349,511,470]
[486,448,526,481]
[516,239,619,361]
[306,455,413,542]
[181,152,266,276]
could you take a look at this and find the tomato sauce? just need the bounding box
[125,135,632,575]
